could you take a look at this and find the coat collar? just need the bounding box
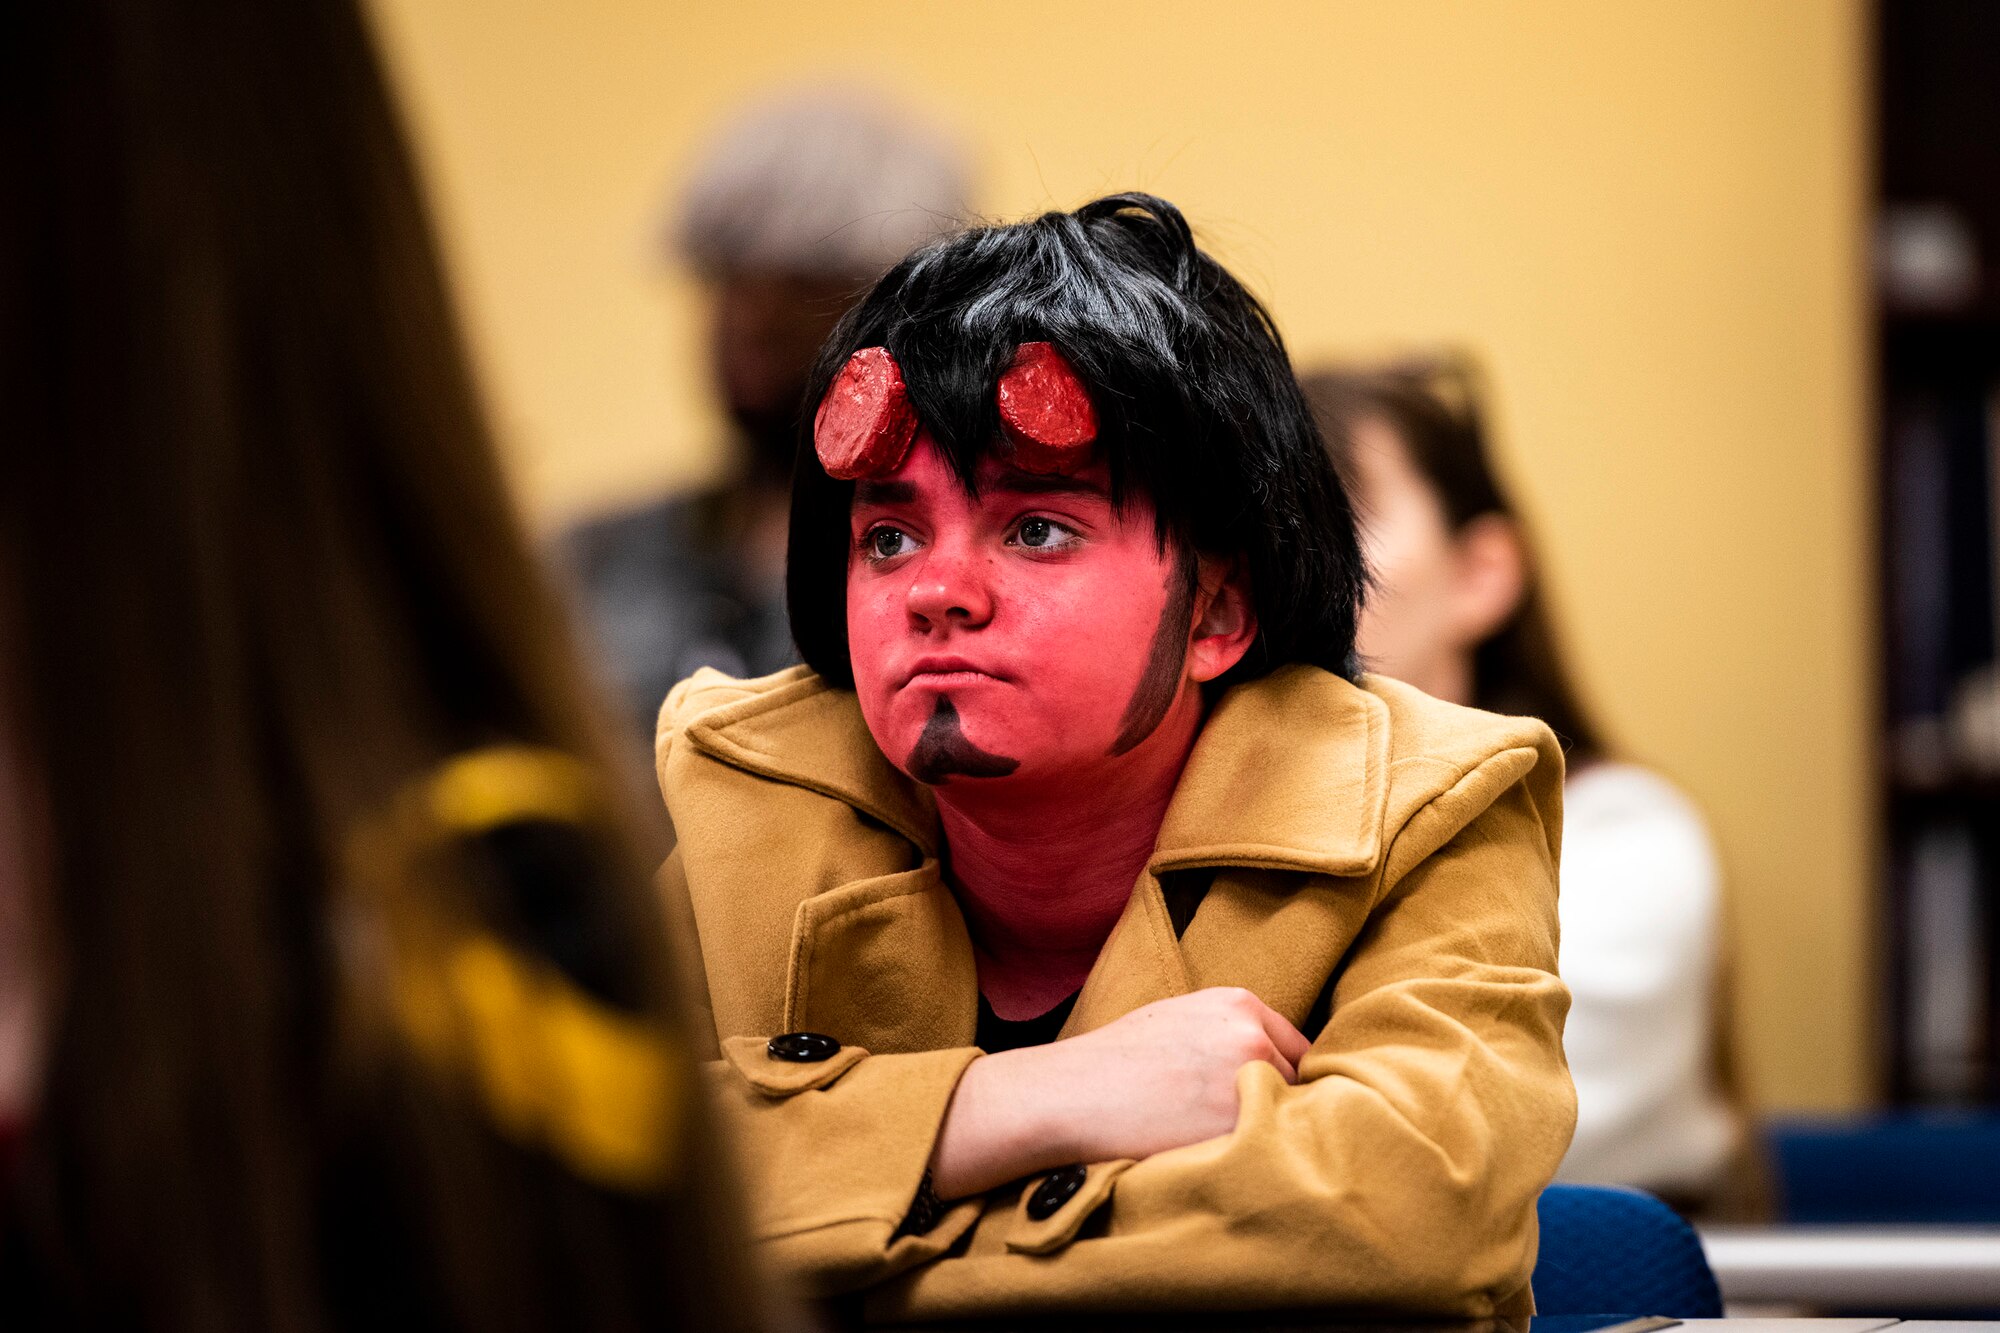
[680,667,940,856]
[681,663,1390,879]
[683,664,1391,1045]
[1150,663,1389,877]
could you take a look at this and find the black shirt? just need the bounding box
[974,992,1079,1053]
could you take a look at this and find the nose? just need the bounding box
[905,540,994,630]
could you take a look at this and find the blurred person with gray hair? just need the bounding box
[561,89,970,735]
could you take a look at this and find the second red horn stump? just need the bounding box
[997,342,1098,473]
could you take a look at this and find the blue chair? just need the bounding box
[1769,1113,2000,1224]
[1533,1184,1723,1317]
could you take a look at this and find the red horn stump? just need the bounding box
[996,341,1098,473]
[815,347,919,480]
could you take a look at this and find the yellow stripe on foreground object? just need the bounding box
[395,932,681,1191]
[356,744,684,1192]
[424,745,599,835]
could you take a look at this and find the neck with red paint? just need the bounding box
[936,681,1204,1019]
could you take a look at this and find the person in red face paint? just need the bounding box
[655,194,1577,1320]
[848,436,1267,1066]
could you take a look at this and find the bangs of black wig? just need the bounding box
[786,191,1366,691]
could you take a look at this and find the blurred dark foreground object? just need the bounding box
[0,0,774,1329]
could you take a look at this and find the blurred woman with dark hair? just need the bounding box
[1305,358,1752,1216]
[0,1,770,1327]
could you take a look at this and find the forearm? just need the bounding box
[932,985,1318,1197]
[928,1047,1084,1198]
[874,1055,1570,1323]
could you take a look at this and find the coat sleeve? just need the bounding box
[873,749,1575,1319]
[656,847,987,1295]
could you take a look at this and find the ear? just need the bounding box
[1448,514,1527,644]
[1186,554,1258,684]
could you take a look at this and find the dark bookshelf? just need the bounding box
[1877,2,2000,1105]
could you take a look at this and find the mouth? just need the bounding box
[900,657,1008,688]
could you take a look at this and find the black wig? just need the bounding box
[786,192,1365,690]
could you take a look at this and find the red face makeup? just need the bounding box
[844,437,1200,790]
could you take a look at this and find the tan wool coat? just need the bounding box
[655,662,1576,1322]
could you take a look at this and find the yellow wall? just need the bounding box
[369,0,1873,1111]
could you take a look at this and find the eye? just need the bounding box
[862,525,918,562]
[1009,516,1081,552]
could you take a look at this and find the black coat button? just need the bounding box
[1025,1164,1088,1221]
[766,1032,841,1063]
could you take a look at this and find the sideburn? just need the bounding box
[1108,548,1200,757]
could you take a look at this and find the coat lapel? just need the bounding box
[1149,663,1390,880]
[681,667,938,856]
[681,670,966,1052]
[1062,874,1192,1036]
[1176,870,1379,1026]
[1140,665,1396,1028]
[784,860,980,1052]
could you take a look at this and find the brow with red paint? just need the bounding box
[852,479,920,507]
[987,469,1109,500]
[853,469,1109,513]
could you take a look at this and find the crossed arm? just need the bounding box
[929,985,1309,1197]
[665,773,1575,1315]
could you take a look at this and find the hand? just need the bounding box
[930,987,1311,1199]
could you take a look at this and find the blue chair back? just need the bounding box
[1533,1184,1723,1317]
[1769,1113,2000,1224]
